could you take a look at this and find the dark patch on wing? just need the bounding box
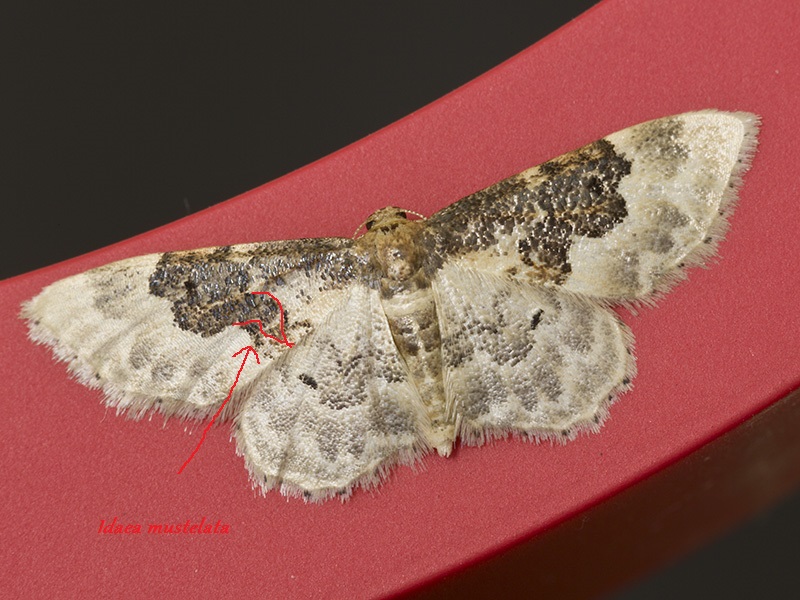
[420,177,530,272]
[628,117,689,177]
[612,252,641,294]
[316,425,365,461]
[516,140,632,283]
[368,395,417,435]
[563,304,595,354]
[530,309,543,331]
[316,425,341,461]
[151,362,176,382]
[89,265,143,319]
[321,385,367,410]
[531,363,563,405]
[638,203,691,255]
[147,239,368,345]
[459,370,502,420]
[440,299,539,370]
[298,373,318,389]
[441,327,471,370]
[128,339,150,370]
[316,349,369,410]
[421,140,632,284]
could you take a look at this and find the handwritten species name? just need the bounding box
[98,516,230,534]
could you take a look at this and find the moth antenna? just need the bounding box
[403,209,427,220]
[352,217,372,239]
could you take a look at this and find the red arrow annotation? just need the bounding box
[178,290,293,474]
[177,346,260,474]
[232,291,294,348]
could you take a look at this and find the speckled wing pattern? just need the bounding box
[432,265,633,445]
[23,239,367,419]
[235,283,429,499]
[22,110,759,501]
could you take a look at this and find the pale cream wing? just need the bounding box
[422,111,759,302]
[235,282,431,501]
[22,238,369,419]
[432,264,634,444]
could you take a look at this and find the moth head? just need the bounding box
[354,206,425,238]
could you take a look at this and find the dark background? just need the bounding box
[3,2,798,597]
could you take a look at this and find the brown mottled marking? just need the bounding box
[421,140,632,285]
[21,111,758,502]
[147,239,369,347]
[627,117,689,177]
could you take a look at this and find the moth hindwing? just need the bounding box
[22,110,759,501]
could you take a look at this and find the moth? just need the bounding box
[23,110,759,501]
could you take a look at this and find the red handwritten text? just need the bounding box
[98,516,230,534]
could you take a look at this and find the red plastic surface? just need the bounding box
[2,1,799,598]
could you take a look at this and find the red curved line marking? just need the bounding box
[231,291,295,348]
[178,291,294,473]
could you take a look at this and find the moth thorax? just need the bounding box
[378,243,420,281]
